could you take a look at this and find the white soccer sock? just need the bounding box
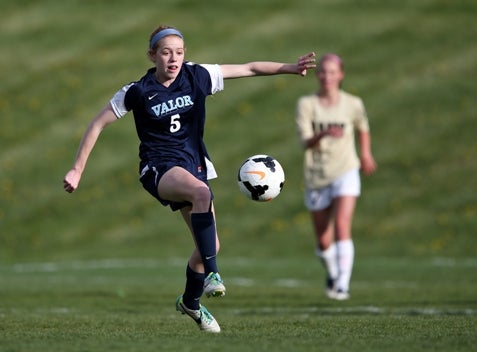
[336,239,355,292]
[315,243,339,281]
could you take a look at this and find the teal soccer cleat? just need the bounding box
[176,295,221,333]
[203,272,226,298]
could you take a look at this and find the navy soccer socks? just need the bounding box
[182,265,205,310]
[190,211,219,275]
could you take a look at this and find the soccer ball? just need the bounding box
[237,154,285,202]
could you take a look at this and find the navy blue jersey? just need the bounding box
[110,63,223,181]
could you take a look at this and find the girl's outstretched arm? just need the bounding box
[220,52,316,79]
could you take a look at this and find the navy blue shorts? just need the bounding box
[139,162,212,211]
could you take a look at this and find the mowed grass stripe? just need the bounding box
[3,256,477,272]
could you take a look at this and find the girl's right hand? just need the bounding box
[63,169,82,193]
[326,125,344,138]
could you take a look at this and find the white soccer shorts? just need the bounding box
[305,168,361,211]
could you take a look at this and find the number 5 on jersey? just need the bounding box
[170,114,181,133]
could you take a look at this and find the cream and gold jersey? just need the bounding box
[296,90,370,188]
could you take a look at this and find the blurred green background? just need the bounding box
[1,0,476,264]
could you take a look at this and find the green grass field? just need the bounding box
[1,0,476,351]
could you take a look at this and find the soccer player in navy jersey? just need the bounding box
[63,25,315,333]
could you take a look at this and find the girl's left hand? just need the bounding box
[361,154,377,176]
[297,52,316,76]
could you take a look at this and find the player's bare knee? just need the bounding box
[191,185,212,211]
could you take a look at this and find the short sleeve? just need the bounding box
[109,83,135,118]
[353,98,370,132]
[295,96,315,145]
[200,64,224,94]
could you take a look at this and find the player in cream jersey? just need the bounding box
[296,90,370,189]
[296,54,377,300]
